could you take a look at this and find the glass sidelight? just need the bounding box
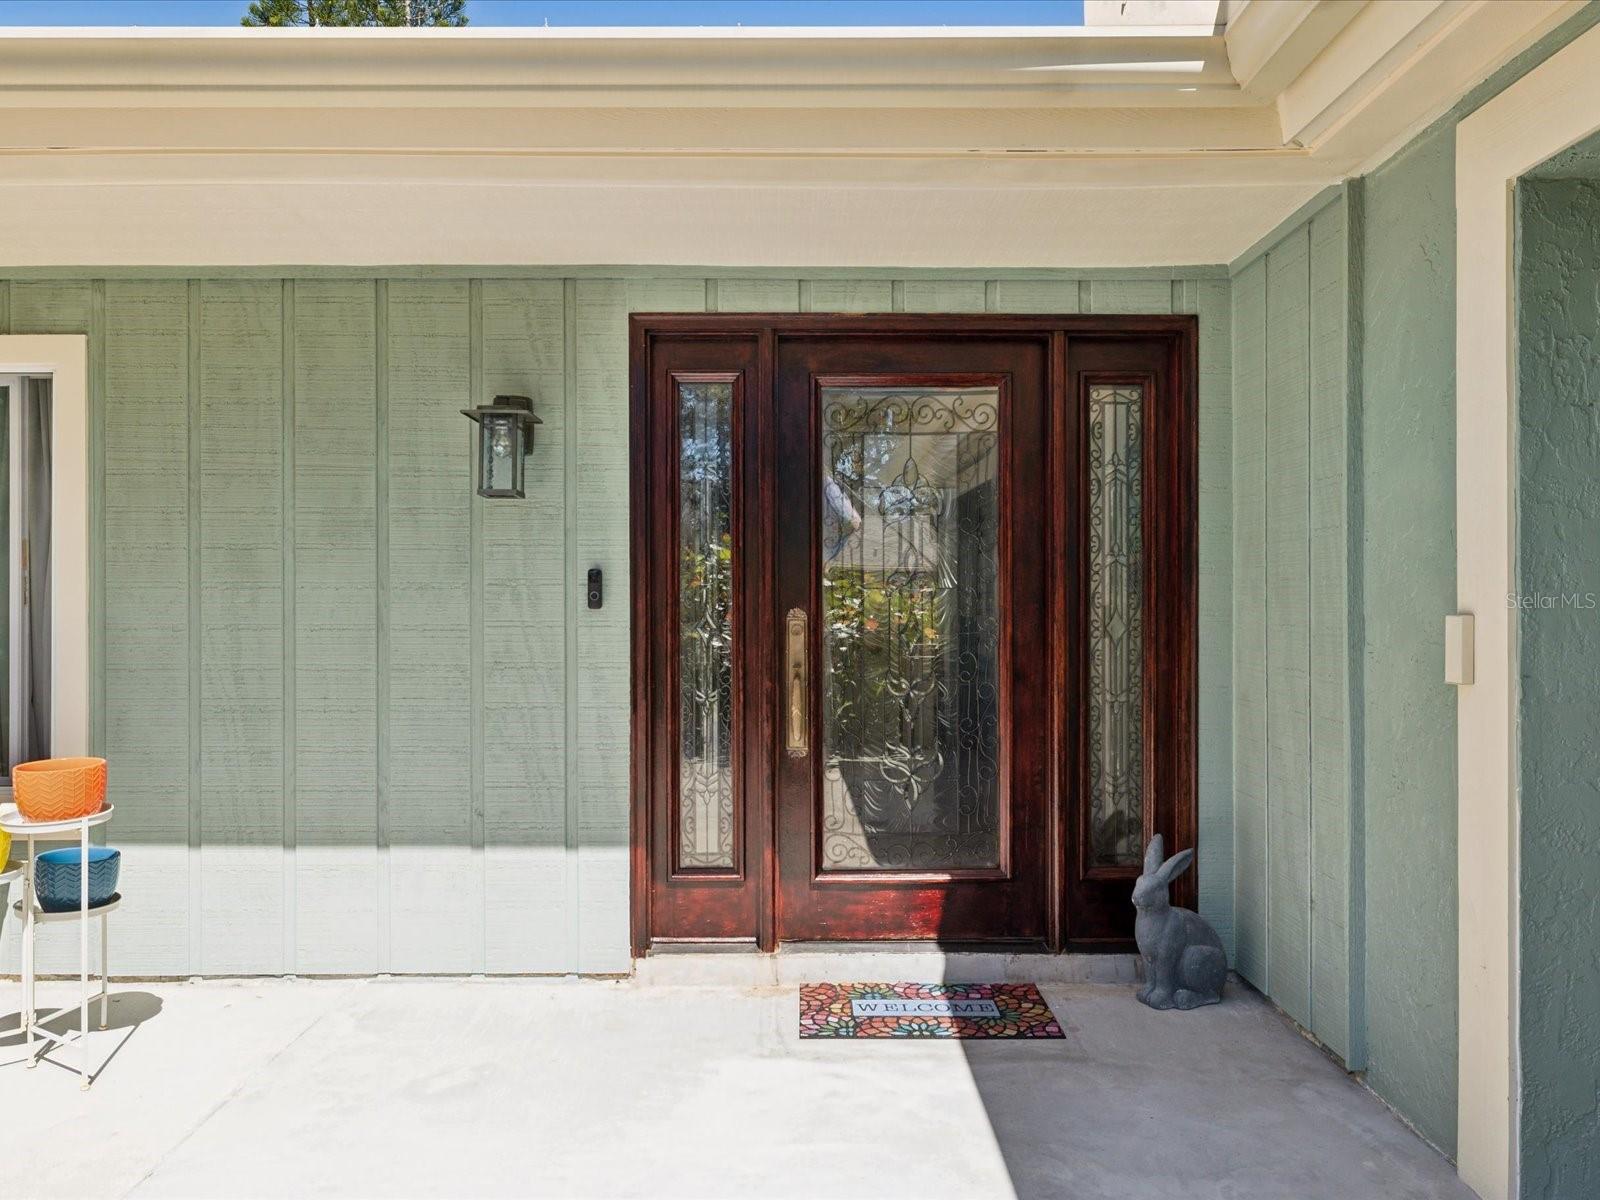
[817,387,1002,872]
[676,379,736,871]
[1086,383,1145,868]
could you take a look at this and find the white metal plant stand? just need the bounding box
[2,801,115,1089]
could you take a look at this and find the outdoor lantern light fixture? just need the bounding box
[462,394,542,499]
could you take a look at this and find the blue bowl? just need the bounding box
[34,846,120,912]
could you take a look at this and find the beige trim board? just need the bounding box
[0,26,1237,111]
[1455,22,1600,1200]
[0,178,1326,270]
[0,336,91,760]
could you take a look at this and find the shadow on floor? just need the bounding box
[954,977,1473,1200]
[0,989,164,1083]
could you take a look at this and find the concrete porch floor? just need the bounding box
[3,973,1470,1200]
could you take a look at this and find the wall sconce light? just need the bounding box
[462,394,542,499]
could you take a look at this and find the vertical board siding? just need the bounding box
[899,280,987,312]
[1231,194,1361,1062]
[385,281,474,972]
[10,282,93,335]
[480,280,569,971]
[990,280,1081,314]
[1263,230,1313,1030]
[806,280,894,312]
[95,281,192,974]
[1309,205,1358,1064]
[198,281,285,974]
[1231,258,1270,989]
[574,278,705,973]
[1,268,1232,976]
[293,281,379,973]
[1191,279,1235,953]
[1084,279,1174,315]
[715,279,801,312]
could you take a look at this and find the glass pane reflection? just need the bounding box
[819,387,1001,872]
[677,381,736,870]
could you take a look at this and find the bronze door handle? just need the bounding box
[785,607,808,757]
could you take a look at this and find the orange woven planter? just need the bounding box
[12,757,107,822]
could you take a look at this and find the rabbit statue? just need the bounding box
[1132,835,1227,1010]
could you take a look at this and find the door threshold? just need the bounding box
[644,939,761,955]
[632,946,1141,988]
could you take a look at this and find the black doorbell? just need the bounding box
[587,567,603,610]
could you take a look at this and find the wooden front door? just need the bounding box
[771,333,1049,942]
[631,315,1196,954]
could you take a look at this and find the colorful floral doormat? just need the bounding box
[798,982,1064,1039]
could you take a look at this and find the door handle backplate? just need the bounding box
[785,607,809,758]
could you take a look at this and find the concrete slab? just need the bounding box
[1,976,1471,1200]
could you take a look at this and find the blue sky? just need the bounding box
[0,0,1085,25]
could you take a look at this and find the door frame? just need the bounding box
[1454,23,1600,1195]
[629,313,1198,956]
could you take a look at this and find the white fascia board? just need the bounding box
[1276,0,1464,145]
[1277,0,1581,157]
[1224,0,1366,98]
[0,27,1236,109]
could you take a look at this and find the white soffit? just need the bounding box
[0,7,1583,268]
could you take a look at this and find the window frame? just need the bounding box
[0,335,91,775]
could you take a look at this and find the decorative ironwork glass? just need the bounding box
[819,386,1001,871]
[676,381,736,869]
[1087,383,1145,866]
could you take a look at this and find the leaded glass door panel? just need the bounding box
[773,339,1051,944]
[817,385,1002,873]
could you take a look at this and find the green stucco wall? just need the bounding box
[0,269,1233,976]
[1230,191,1363,1068]
[1516,177,1600,1200]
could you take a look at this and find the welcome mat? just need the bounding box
[798,982,1064,1039]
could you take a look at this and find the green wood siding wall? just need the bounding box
[1358,126,1460,1148]
[1348,5,1600,1155]
[1230,194,1364,1067]
[0,269,1230,976]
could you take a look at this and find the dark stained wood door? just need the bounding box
[630,315,1197,955]
[1054,333,1198,946]
[771,334,1051,943]
[633,333,767,944]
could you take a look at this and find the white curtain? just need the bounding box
[16,376,50,768]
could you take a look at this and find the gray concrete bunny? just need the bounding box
[1132,835,1227,1010]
